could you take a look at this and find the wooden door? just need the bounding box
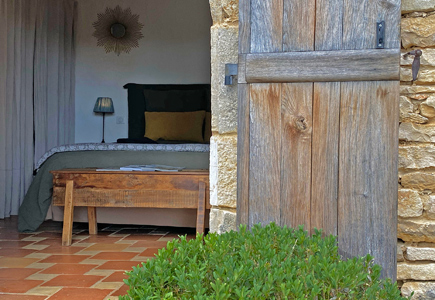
[237,0,400,279]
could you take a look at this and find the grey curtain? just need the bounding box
[0,0,76,218]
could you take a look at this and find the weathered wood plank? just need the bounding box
[53,188,211,209]
[311,83,340,236]
[376,0,401,49]
[237,84,250,227]
[343,0,375,50]
[283,0,315,51]
[238,54,247,84]
[52,172,208,191]
[249,84,281,227]
[238,0,251,54]
[245,49,400,83]
[315,0,343,51]
[280,83,312,231]
[338,81,399,280]
[250,0,283,53]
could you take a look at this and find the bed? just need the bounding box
[18,83,211,232]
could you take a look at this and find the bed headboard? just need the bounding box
[123,83,211,140]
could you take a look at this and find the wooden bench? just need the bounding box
[50,169,210,246]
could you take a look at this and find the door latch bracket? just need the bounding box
[225,64,238,85]
[376,21,385,49]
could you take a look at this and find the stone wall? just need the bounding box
[399,0,435,298]
[208,0,239,234]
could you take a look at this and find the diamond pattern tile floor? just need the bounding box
[0,216,199,299]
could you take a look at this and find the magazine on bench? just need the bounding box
[119,164,185,172]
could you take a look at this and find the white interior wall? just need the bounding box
[74,0,212,143]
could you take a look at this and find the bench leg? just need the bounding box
[62,180,74,246]
[196,181,206,234]
[87,207,98,235]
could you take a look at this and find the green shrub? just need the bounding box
[120,223,409,299]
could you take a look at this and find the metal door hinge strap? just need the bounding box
[225,64,238,85]
[376,21,385,49]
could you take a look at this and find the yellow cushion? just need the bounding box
[144,111,205,143]
[204,112,212,143]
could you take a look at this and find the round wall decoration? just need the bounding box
[92,5,144,56]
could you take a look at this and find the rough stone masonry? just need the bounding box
[399,0,435,298]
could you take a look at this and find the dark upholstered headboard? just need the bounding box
[123,83,211,139]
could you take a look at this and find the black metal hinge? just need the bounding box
[376,21,385,49]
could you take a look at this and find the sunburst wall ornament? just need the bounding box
[92,5,144,56]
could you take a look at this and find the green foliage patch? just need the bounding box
[120,223,408,299]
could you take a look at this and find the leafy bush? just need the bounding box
[120,223,409,299]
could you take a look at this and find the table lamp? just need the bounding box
[93,97,114,143]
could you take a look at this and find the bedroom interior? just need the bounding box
[1,0,217,233]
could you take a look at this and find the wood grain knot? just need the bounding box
[295,116,308,131]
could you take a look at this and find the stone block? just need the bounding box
[401,14,435,48]
[398,219,435,242]
[400,96,428,123]
[399,122,435,142]
[401,66,435,84]
[401,171,435,190]
[209,137,218,206]
[398,240,405,262]
[217,134,237,208]
[209,207,237,234]
[209,0,239,25]
[210,25,238,135]
[397,262,435,280]
[401,85,435,94]
[420,95,435,118]
[423,195,435,220]
[402,49,435,67]
[399,144,435,169]
[406,245,435,261]
[402,282,435,299]
[402,0,435,14]
[398,189,424,218]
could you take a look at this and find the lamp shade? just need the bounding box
[93,97,114,113]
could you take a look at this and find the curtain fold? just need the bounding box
[0,0,76,219]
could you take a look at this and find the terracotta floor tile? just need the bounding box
[39,254,91,264]
[0,294,47,300]
[114,228,154,235]
[94,282,123,290]
[130,240,169,248]
[122,234,164,241]
[83,243,129,252]
[34,232,63,238]
[33,238,63,246]
[26,286,61,296]
[40,263,98,275]
[91,252,137,261]
[82,236,126,244]
[0,279,44,293]
[0,257,39,268]
[42,274,104,287]
[0,248,36,257]
[96,261,142,271]
[47,287,112,300]
[0,241,33,248]
[111,283,129,296]
[0,268,40,280]
[138,248,160,257]
[0,232,33,240]
[102,271,128,282]
[36,245,83,255]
